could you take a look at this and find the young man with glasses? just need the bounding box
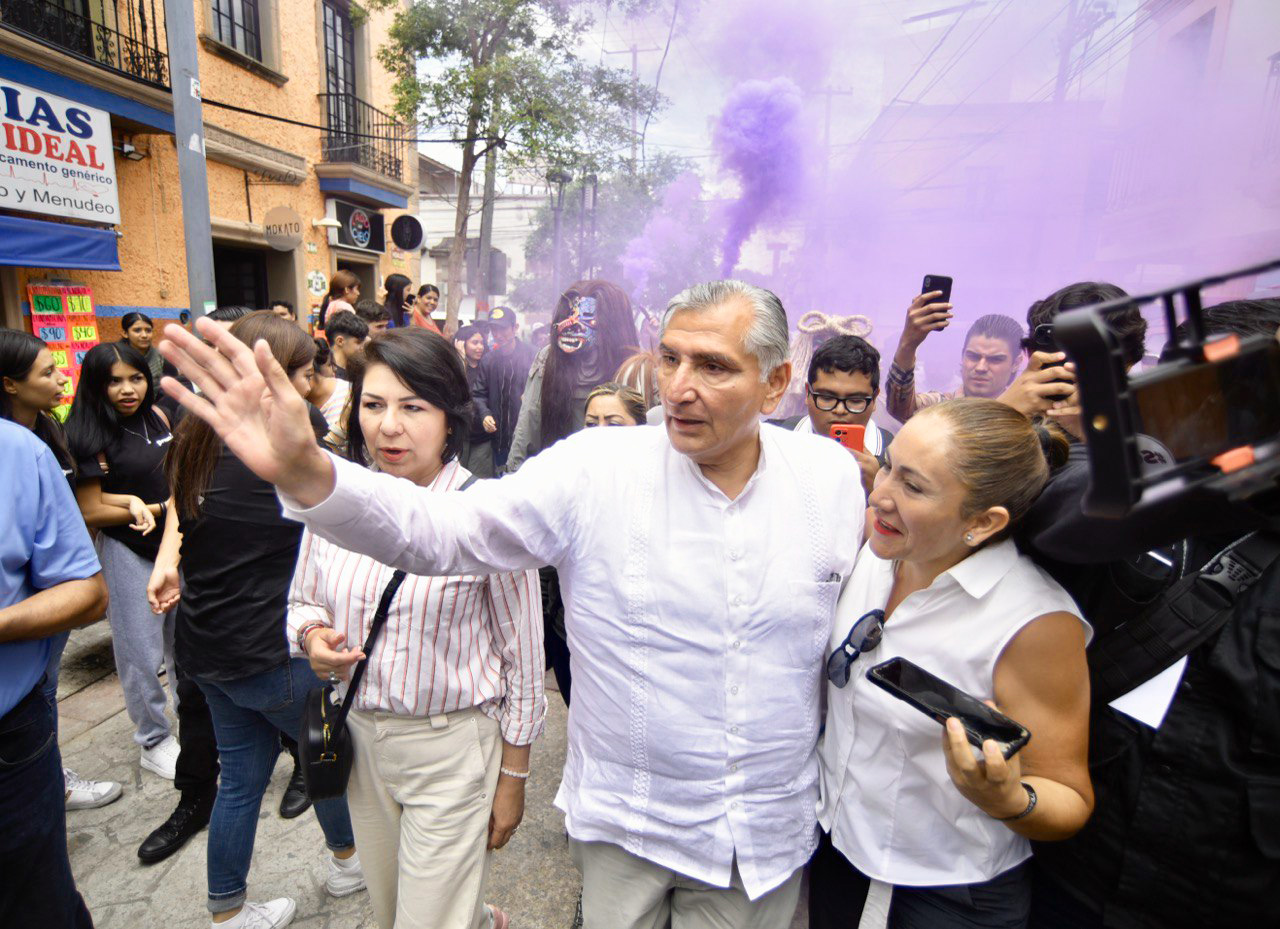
[778,335,893,495]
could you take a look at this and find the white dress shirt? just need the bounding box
[280,423,864,898]
[818,539,1088,887]
[286,460,545,745]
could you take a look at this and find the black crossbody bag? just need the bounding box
[298,474,479,800]
[299,569,406,799]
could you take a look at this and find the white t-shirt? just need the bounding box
[818,539,1088,887]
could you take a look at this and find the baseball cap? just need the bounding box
[488,306,518,328]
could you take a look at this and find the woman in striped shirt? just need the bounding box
[288,328,545,929]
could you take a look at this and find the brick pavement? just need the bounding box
[57,623,807,929]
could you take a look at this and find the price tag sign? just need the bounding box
[27,284,98,402]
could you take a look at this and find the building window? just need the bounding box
[212,0,262,61]
[323,0,356,99]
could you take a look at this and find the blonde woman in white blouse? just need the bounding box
[814,398,1093,929]
[288,329,545,929]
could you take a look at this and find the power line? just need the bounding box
[901,0,1175,193]
[851,3,975,148]
[889,0,1070,159]
[200,96,503,146]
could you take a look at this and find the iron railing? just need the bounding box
[0,0,168,87]
[319,92,405,182]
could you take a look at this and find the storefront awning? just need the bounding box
[0,215,120,271]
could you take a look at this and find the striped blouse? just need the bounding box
[286,460,545,745]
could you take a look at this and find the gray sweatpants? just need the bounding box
[96,534,176,748]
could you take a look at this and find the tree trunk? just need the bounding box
[476,132,498,316]
[446,111,482,336]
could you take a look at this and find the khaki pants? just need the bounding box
[570,838,803,929]
[347,707,501,929]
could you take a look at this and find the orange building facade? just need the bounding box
[0,0,421,340]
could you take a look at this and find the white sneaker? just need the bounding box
[64,767,123,810]
[212,898,296,929]
[140,734,180,780]
[324,851,366,897]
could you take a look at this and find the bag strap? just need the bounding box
[1089,529,1280,703]
[331,471,481,727]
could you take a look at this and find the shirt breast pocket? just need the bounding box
[785,578,841,670]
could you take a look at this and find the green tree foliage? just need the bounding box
[367,0,660,328]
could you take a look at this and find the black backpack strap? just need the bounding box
[1089,530,1280,703]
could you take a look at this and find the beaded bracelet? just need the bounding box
[500,767,530,780]
[296,621,330,654]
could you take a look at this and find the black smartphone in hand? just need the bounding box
[866,657,1031,759]
[922,274,953,304]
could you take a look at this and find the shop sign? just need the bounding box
[263,205,303,251]
[28,283,98,416]
[333,200,385,253]
[307,270,328,296]
[0,79,118,224]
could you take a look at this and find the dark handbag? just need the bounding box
[299,569,407,799]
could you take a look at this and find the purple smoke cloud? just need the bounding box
[712,77,806,277]
[621,172,705,300]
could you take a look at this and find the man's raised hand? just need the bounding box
[158,318,334,505]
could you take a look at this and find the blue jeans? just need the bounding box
[40,631,70,733]
[0,681,93,929]
[195,659,354,914]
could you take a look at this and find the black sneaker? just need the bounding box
[137,792,214,864]
[278,761,311,820]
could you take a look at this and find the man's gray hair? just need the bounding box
[662,280,790,381]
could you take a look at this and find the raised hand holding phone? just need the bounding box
[894,281,954,370]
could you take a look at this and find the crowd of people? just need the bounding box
[0,270,1277,929]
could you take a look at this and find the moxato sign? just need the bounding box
[263,205,303,251]
[0,79,118,224]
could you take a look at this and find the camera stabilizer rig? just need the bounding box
[1054,258,1280,518]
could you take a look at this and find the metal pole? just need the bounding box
[162,0,216,319]
[476,137,498,315]
[551,181,565,298]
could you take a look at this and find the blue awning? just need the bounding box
[0,214,120,271]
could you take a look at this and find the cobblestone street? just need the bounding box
[57,622,808,929]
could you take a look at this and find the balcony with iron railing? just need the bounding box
[0,0,168,87]
[319,92,405,183]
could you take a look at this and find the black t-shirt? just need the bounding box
[76,410,171,560]
[175,445,302,681]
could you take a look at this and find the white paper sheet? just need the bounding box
[1108,656,1187,729]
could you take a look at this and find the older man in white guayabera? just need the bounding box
[158,280,865,929]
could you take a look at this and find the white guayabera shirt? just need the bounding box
[280,423,863,898]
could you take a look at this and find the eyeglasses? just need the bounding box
[825,609,885,688]
[807,385,873,414]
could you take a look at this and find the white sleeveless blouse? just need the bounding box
[818,538,1088,887]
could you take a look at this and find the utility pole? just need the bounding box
[162,0,216,319]
[1054,0,1081,103]
[476,136,499,317]
[548,169,572,299]
[604,43,660,170]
